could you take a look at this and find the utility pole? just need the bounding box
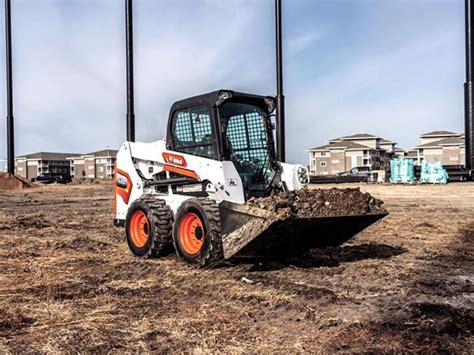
[125,0,135,142]
[4,0,14,174]
[465,0,474,173]
[275,0,285,162]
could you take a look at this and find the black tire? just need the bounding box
[125,195,173,258]
[173,198,224,268]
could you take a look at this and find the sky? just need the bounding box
[0,0,466,166]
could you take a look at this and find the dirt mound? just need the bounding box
[0,172,34,191]
[247,187,386,217]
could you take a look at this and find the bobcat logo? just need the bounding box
[162,152,187,167]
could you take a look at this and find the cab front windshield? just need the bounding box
[219,102,275,196]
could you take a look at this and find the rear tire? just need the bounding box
[125,195,173,258]
[173,198,224,268]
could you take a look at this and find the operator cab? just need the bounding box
[166,90,280,199]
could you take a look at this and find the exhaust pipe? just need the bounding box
[4,0,14,174]
[275,0,285,162]
[125,0,135,142]
[465,0,474,172]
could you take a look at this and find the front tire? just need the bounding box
[173,198,224,268]
[125,196,173,258]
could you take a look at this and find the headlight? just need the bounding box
[216,90,234,105]
[264,96,276,113]
[116,173,128,189]
[297,167,309,184]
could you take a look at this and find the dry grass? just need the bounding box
[0,182,473,353]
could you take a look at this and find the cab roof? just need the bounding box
[170,90,275,113]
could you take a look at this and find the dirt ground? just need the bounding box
[0,182,472,353]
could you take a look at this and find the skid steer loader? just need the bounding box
[114,90,387,267]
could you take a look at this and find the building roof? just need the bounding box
[416,136,464,149]
[85,149,118,157]
[67,149,118,160]
[309,143,331,151]
[420,130,458,137]
[436,136,465,146]
[416,140,444,148]
[340,133,378,140]
[309,140,370,151]
[16,152,81,160]
[329,133,398,144]
[311,132,400,151]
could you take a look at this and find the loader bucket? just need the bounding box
[219,201,388,259]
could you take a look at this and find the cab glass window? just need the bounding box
[171,105,216,159]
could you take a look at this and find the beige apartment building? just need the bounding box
[15,152,79,180]
[308,133,397,175]
[414,131,465,166]
[68,149,117,179]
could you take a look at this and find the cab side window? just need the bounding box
[171,105,216,159]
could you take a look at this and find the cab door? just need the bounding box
[169,105,218,160]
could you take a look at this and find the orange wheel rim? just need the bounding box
[178,212,204,255]
[130,210,149,248]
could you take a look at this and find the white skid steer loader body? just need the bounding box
[115,139,308,222]
[114,139,311,261]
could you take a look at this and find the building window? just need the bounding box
[321,152,326,157]
[320,161,327,167]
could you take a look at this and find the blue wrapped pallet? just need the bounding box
[420,161,449,184]
[389,158,415,183]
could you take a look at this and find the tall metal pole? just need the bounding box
[275,0,285,162]
[4,0,14,173]
[465,0,474,172]
[125,0,135,142]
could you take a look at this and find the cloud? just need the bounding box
[287,30,326,58]
[0,0,465,169]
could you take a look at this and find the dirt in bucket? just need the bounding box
[247,187,386,217]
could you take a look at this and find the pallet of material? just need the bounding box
[414,165,470,182]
